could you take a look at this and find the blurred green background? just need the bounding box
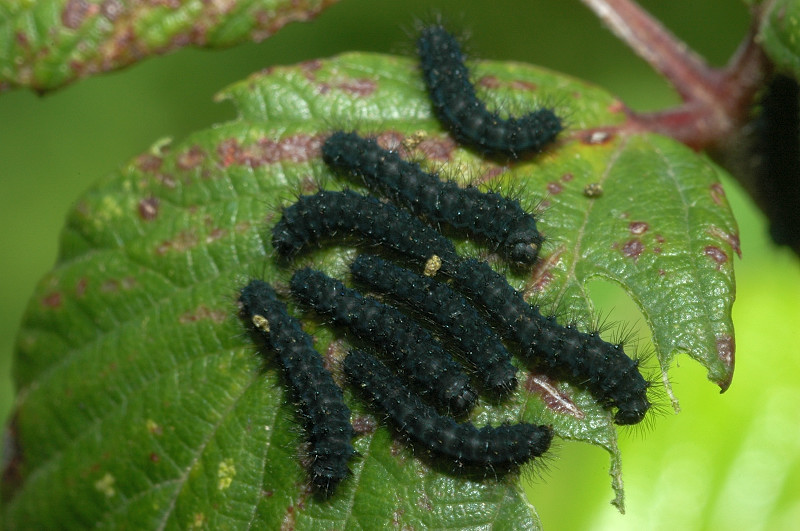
[1,0,798,528]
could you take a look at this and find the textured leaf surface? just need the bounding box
[0,0,338,92]
[755,0,800,78]
[3,53,738,527]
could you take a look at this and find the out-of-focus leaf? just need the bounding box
[2,52,738,527]
[755,0,800,78]
[0,0,339,92]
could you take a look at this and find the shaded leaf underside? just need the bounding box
[3,53,737,528]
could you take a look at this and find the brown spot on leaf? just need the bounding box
[524,246,563,297]
[297,175,318,195]
[137,153,163,173]
[178,305,228,324]
[282,503,297,530]
[561,172,574,182]
[417,137,457,161]
[655,234,665,243]
[511,80,538,91]
[352,415,377,435]
[15,31,29,47]
[708,226,742,258]
[653,247,662,254]
[100,0,122,21]
[376,131,405,152]
[704,245,728,267]
[2,413,23,500]
[156,231,199,255]
[300,59,323,78]
[157,173,177,189]
[629,221,649,235]
[716,335,735,391]
[104,26,136,65]
[205,227,227,244]
[177,145,206,170]
[217,139,241,167]
[710,182,727,205]
[621,239,644,261]
[608,100,625,113]
[524,373,585,419]
[149,453,160,463]
[390,440,405,457]
[472,165,504,186]
[148,0,181,7]
[392,507,406,526]
[477,75,501,89]
[336,78,377,97]
[324,339,348,376]
[75,277,88,298]
[138,197,159,221]
[218,134,323,168]
[42,292,62,308]
[417,493,434,511]
[62,0,94,30]
[546,181,563,195]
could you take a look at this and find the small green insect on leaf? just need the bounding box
[2,53,738,528]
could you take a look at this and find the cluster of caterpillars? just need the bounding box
[238,25,651,497]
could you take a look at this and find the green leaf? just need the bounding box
[0,0,339,93]
[755,0,800,78]
[2,53,737,527]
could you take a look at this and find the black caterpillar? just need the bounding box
[417,25,563,159]
[322,131,544,266]
[238,279,355,496]
[343,349,552,469]
[271,189,458,267]
[350,253,518,396]
[271,192,651,424]
[290,267,477,416]
[242,22,653,497]
[447,259,651,425]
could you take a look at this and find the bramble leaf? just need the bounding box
[3,53,738,527]
[753,0,800,78]
[0,0,339,93]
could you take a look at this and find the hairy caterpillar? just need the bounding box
[447,259,651,425]
[350,253,517,396]
[322,131,544,265]
[238,279,355,495]
[272,195,651,424]
[290,268,477,416]
[417,25,562,158]
[344,349,552,469]
[271,190,459,266]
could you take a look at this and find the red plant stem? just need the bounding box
[582,0,716,103]
[580,0,770,150]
